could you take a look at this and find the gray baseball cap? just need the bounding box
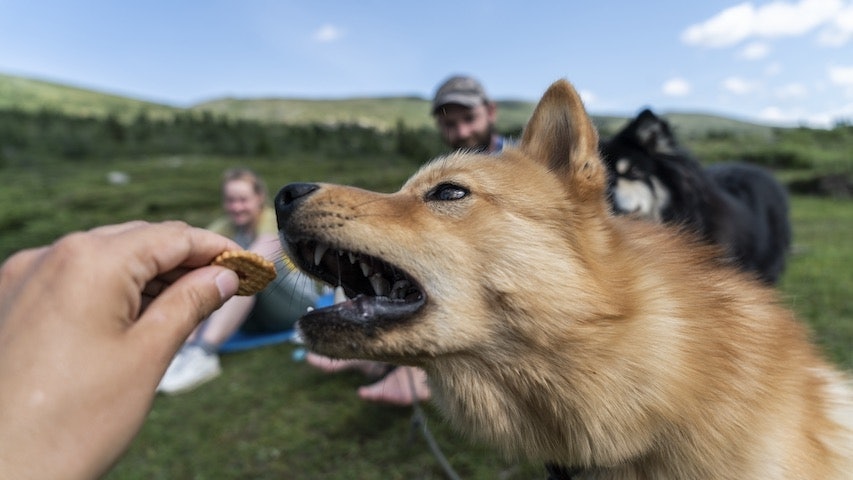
[432,75,490,114]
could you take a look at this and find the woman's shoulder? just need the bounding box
[206,217,234,237]
[257,206,278,236]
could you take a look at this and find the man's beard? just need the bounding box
[451,125,495,152]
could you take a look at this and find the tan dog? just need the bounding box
[275,80,853,479]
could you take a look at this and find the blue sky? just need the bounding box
[1,0,852,127]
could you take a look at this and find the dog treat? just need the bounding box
[211,250,276,296]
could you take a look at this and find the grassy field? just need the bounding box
[1,150,850,479]
[779,196,853,365]
[1,72,850,480]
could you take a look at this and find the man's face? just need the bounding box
[434,102,497,151]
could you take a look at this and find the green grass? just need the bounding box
[0,154,419,261]
[780,196,853,368]
[1,150,850,479]
[106,348,543,480]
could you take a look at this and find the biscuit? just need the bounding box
[211,250,276,296]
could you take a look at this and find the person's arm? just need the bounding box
[251,207,284,260]
[0,221,240,480]
[249,232,282,259]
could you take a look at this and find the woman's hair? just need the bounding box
[221,167,267,199]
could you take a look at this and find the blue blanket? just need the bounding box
[218,292,336,353]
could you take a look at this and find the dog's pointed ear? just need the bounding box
[632,109,679,156]
[519,79,605,202]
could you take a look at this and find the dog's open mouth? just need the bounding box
[288,239,426,327]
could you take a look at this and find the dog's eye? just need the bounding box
[427,182,469,201]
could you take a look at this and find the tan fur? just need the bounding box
[282,80,853,478]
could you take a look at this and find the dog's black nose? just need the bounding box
[277,183,319,207]
[275,183,319,227]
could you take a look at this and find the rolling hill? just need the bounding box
[0,72,778,138]
[0,73,180,121]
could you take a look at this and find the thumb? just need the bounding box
[133,266,239,361]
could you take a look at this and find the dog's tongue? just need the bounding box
[298,292,422,333]
[296,284,426,355]
[320,294,417,321]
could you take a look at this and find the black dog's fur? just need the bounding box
[599,109,791,284]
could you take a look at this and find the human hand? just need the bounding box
[0,221,241,479]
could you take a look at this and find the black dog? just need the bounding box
[599,109,791,285]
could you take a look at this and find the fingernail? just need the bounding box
[215,269,239,300]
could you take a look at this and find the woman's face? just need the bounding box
[222,179,264,229]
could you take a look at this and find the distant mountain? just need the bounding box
[192,96,438,130]
[654,112,778,141]
[0,72,778,139]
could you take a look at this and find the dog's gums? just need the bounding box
[287,238,425,325]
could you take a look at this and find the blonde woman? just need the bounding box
[158,168,318,394]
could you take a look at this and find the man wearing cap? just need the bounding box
[431,74,509,154]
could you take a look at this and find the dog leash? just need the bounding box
[406,369,584,480]
[405,368,463,480]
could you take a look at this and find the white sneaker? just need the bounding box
[157,344,221,395]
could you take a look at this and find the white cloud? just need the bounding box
[758,105,821,126]
[829,65,853,97]
[738,41,771,59]
[828,65,853,86]
[774,82,809,98]
[681,0,846,48]
[312,24,344,43]
[758,106,792,123]
[759,102,853,127]
[722,76,760,95]
[662,77,691,96]
[803,103,853,126]
[579,89,597,105]
[821,102,853,122]
[753,0,842,37]
[682,3,754,47]
[817,3,853,45]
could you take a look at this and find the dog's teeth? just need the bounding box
[334,285,347,304]
[314,244,329,266]
[360,260,372,277]
[348,252,358,264]
[369,274,390,296]
[392,280,410,299]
